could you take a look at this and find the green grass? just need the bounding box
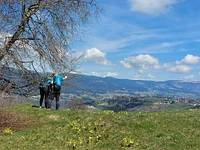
[1,103,200,150]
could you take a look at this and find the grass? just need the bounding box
[1,103,200,150]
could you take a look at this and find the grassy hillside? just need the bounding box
[1,103,200,150]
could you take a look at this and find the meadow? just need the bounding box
[1,103,200,150]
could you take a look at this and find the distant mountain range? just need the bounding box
[2,66,200,98]
[64,75,200,98]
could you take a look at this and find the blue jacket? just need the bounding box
[46,78,52,86]
[49,75,63,87]
[39,78,51,89]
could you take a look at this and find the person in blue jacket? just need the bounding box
[47,73,67,110]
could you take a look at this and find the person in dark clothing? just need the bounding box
[48,89,61,110]
[39,78,48,108]
[47,73,67,110]
[39,73,55,109]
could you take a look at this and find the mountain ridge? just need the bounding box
[1,66,199,98]
[63,74,200,98]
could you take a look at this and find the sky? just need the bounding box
[74,0,200,81]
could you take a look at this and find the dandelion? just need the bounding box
[89,129,94,134]
[156,112,158,116]
[70,120,78,127]
[123,137,128,143]
[88,136,93,143]
[69,139,76,148]
[122,137,134,147]
[81,125,86,130]
[96,134,101,142]
[130,138,134,144]
[88,122,91,126]
[103,110,114,115]
[120,111,128,115]
[94,121,98,126]
[123,137,128,146]
[3,128,12,135]
[79,137,83,144]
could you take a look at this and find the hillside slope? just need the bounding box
[1,103,200,150]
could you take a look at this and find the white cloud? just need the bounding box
[82,47,113,65]
[106,72,118,78]
[138,69,144,74]
[181,75,194,80]
[128,0,180,16]
[163,54,200,74]
[92,72,101,76]
[120,54,160,70]
[131,73,156,80]
[120,61,132,69]
[132,75,141,80]
[146,74,156,79]
[176,54,200,65]
[167,65,192,73]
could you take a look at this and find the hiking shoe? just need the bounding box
[39,106,42,108]
[46,108,51,110]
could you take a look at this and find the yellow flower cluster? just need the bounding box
[122,137,134,147]
[3,128,13,135]
[103,110,114,115]
[68,117,103,148]
[119,111,128,115]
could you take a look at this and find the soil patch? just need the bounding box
[0,110,36,135]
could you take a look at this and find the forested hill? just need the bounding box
[2,67,200,98]
[64,74,200,97]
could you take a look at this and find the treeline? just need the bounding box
[78,96,145,112]
[103,96,144,112]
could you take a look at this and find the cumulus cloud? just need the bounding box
[146,74,156,79]
[181,75,194,80]
[82,47,113,65]
[176,54,200,65]
[92,72,101,76]
[121,54,197,76]
[167,65,192,73]
[131,73,155,80]
[163,54,200,74]
[106,72,118,78]
[120,54,160,70]
[128,0,180,16]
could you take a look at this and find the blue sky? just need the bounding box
[74,0,200,81]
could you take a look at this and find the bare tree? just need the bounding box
[67,96,86,110]
[0,0,102,96]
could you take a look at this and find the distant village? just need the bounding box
[59,93,200,111]
[160,97,200,106]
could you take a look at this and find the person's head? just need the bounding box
[47,73,55,79]
[64,76,68,80]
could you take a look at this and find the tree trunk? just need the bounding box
[0,83,12,96]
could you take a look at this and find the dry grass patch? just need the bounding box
[0,96,36,135]
[0,110,37,135]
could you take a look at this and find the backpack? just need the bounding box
[39,79,47,90]
[53,76,61,91]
